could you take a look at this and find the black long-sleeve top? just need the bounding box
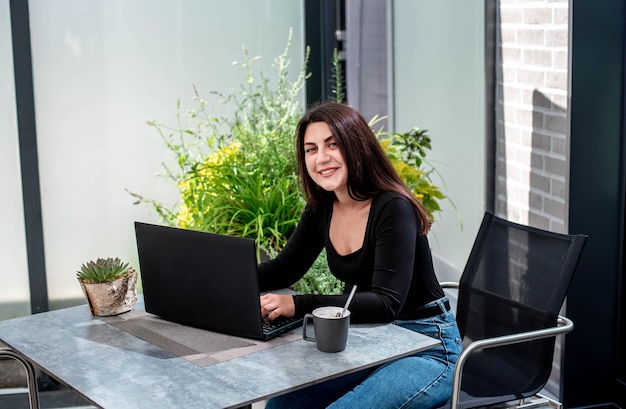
[257,191,444,324]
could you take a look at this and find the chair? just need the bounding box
[439,212,587,409]
[0,347,40,409]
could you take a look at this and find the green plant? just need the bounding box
[331,49,346,104]
[131,31,451,295]
[379,128,446,220]
[293,250,345,295]
[77,257,135,284]
[264,247,344,295]
[129,30,308,259]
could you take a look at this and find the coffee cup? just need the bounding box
[302,306,350,353]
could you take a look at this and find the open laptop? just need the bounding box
[134,222,302,341]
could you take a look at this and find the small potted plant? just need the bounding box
[77,257,138,316]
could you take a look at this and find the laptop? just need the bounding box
[134,222,303,341]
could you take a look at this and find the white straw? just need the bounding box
[340,285,357,317]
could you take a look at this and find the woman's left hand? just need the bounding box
[260,293,295,320]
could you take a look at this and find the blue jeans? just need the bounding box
[265,297,462,409]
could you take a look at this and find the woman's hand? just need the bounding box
[260,293,295,320]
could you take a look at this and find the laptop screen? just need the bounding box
[134,222,267,339]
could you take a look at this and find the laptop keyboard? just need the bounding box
[262,315,302,337]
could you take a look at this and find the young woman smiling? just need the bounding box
[258,102,461,409]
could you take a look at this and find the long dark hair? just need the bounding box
[295,102,431,234]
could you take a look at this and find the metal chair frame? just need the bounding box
[0,347,40,409]
[441,282,573,409]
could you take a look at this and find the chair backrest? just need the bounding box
[455,212,587,399]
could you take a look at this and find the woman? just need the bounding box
[258,102,461,409]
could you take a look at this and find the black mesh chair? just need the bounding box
[439,212,587,409]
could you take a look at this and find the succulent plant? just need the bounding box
[76,257,135,284]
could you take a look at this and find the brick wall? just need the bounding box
[494,0,570,398]
[495,0,570,233]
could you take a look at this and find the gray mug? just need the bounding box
[303,306,350,353]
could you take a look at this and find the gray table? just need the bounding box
[0,300,439,409]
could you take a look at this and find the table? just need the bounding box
[0,299,440,409]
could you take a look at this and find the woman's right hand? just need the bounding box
[260,293,296,320]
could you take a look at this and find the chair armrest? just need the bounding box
[449,315,574,409]
[0,347,40,409]
[439,281,459,290]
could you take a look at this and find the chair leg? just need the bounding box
[516,399,548,409]
[535,392,563,409]
[0,347,40,409]
[513,394,562,409]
